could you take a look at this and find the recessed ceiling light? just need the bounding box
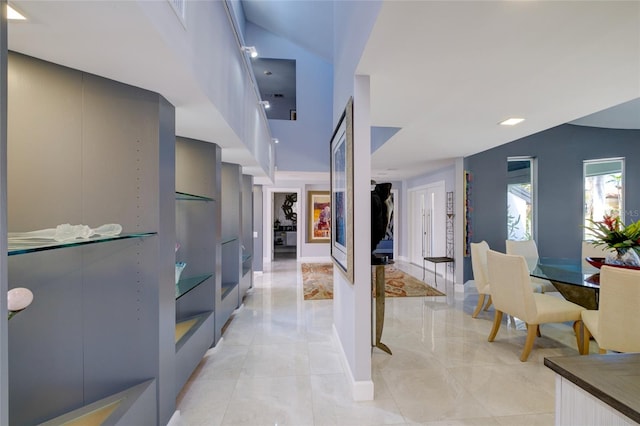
[272,138,279,144]
[499,117,525,126]
[7,4,26,20]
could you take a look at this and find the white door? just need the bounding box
[409,182,446,275]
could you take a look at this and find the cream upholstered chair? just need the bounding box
[486,250,585,361]
[581,241,615,274]
[470,241,492,318]
[580,266,640,354]
[505,239,557,293]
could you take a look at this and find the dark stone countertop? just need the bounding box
[544,353,640,423]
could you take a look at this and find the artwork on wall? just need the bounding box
[330,97,354,283]
[464,170,473,257]
[307,191,330,243]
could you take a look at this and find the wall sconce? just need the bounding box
[241,46,258,58]
[259,101,270,109]
[272,138,279,144]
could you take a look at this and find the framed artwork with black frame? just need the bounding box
[330,97,354,283]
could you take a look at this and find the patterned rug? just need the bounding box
[302,263,445,300]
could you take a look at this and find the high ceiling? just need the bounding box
[244,1,640,180]
[6,1,640,181]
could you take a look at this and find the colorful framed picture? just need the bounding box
[330,97,354,283]
[307,191,331,243]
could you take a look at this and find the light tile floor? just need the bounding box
[176,258,585,425]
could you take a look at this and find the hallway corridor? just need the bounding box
[176,258,579,425]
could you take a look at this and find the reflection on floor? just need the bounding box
[176,258,584,425]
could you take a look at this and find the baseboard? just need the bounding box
[298,256,332,263]
[167,410,183,426]
[332,325,374,401]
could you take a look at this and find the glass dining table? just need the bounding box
[529,257,601,310]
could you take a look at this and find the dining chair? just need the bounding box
[486,250,585,361]
[581,241,614,274]
[580,265,640,354]
[505,239,557,293]
[470,241,492,318]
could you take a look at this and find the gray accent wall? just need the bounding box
[464,123,640,281]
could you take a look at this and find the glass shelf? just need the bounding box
[222,237,238,245]
[175,191,214,202]
[242,254,253,263]
[175,274,213,300]
[221,281,238,299]
[8,232,157,256]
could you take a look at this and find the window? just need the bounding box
[507,158,534,241]
[584,158,624,239]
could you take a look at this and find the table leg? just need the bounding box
[374,265,391,355]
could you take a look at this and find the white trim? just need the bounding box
[332,325,374,401]
[167,410,182,426]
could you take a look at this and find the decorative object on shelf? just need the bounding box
[8,223,122,242]
[585,214,640,267]
[330,97,354,283]
[175,262,187,285]
[307,190,330,243]
[7,287,34,320]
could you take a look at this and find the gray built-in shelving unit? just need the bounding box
[175,137,220,389]
[2,50,254,426]
[220,163,242,338]
[6,52,176,425]
[240,174,254,297]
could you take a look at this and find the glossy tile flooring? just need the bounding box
[176,258,585,425]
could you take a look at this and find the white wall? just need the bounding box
[137,1,273,177]
[262,173,331,263]
[403,162,466,288]
[331,1,382,400]
[245,22,333,173]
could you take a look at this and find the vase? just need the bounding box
[586,255,640,271]
[175,262,187,284]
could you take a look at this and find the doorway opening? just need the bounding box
[273,192,298,260]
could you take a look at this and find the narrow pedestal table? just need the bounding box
[372,264,392,355]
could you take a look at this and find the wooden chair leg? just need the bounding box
[572,320,584,354]
[580,322,591,355]
[526,323,542,337]
[488,310,503,342]
[472,294,486,318]
[483,296,492,311]
[520,323,538,362]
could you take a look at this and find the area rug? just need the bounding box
[302,263,445,300]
